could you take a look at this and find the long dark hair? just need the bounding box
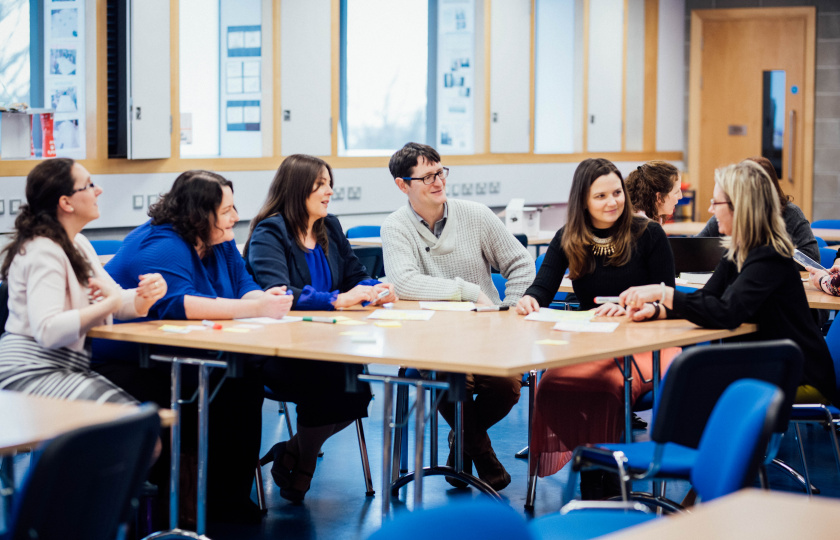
[744,156,791,209]
[149,170,233,255]
[247,154,334,254]
[0,158,92,284]
[562,158,646,279]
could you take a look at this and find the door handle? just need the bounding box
[787,110,796,184]
[136,106,142,120]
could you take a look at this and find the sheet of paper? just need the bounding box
[525,308,594,323]
[159,324,191,334]
[235,316,303,324]
[337,319,367,326]
[223,327,250,333]
[418,301,476,311]
[234,324,263,330]
[367,310,435,321]
[184,325,208,332]
[374,321,402,328]
[553,321,619,333]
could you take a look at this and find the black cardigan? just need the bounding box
[245,214,372,309]
[672,245,837,403]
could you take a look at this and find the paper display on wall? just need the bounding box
[437,0,475,154]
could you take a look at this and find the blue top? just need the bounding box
[105,220,261,320]
[246,214,377,311]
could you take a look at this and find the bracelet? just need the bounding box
[821,275,831,293]
[659,282,666,304]
[650,302,661,319]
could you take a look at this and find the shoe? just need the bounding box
[445,430,472,489]
[280,468,314,504]
[259,441,296,489]
[472,449,511,491]
[631,413,648,430]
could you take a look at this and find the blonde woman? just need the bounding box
[621,161,836,405]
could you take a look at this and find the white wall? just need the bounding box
[655,0,685,152]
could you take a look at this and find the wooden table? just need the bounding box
[607,488,840,539]
[812,228,840,243]
[661,221,706,236]
[90,305,755,515]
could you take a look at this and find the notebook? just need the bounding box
[668,236,727,276]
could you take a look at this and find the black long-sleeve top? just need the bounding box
[672,245,837,403]
[525,219,676,310]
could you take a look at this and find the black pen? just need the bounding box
[473,305,509,312]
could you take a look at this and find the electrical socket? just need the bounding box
[450,184,460,196]
[147,195,158,207]
[461,183,473,196]
[9,199,21,215]
[348,187,361,200]
[475,182,487,195]
[132,195,145,210]
[489,182,500,194]
[333,187,345,201]
[0,200,5,215]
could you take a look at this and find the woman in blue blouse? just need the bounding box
[95,170,293,523]
[245,154,395,503]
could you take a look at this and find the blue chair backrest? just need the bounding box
[492,273,507,300]
[346,225,381,239]
[812,220,840,229]
[824,318,840,393]
[89,239,123,256]
[691,379,782,501]
[820,247,836,269]
[367,500,534,540]
[535,253,546,272]
[816,236,828,248]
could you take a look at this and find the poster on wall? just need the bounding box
[44,0,85,158]
[437,0,474,154]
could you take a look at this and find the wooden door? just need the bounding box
[688,8,815,218]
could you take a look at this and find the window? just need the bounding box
[339,0,476,156]
[0,0,87,159]
[179,0,269,158]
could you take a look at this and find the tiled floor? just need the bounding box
[4,362,839,540]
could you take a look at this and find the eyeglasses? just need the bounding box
[402,167,449,185]
[710,198,731,208]
[71,182,96,195]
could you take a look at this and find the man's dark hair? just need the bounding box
[388,142,441,180]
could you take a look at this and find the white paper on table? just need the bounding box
[525,308,594,323]
[366,310,435,321]
[553,321,619,333]
[560,277,573,288]
[418,301,476,311]
[235,316,303,324]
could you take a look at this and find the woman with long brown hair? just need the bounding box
[625,161,682,223]
[515,158,678,498]
[245,154,395,503]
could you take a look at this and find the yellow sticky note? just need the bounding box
[535,339,568,346]
[337,319,367,326]
[375,321,402,328]
[159,324,190,334]
[223,327,250,333]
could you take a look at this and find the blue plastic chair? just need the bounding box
[816,237,828,248]
[89,239,123,256]
[492,273,507,300]
[812,220,840,229]
[346,225,381,239]
[820,247,837,269]
[368,500,535,540]
[535,253,571,306]
[529,379,783,540]
[543,341,801,513]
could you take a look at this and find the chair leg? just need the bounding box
[516,370,538,459]
[281,401,294,437]
[794,423,814,496]
[355,419,375,496]
[525,454,539,510]
[254,462,267,511]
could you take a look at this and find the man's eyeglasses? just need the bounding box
[402,167,449,185]
[71,182,96,195]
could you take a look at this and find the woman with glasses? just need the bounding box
[625,161,683,223]
[0,158,166,403]
[244,154,395,503]
[621,161,837,405]
[696,156,820,263]
[514,158,678,498]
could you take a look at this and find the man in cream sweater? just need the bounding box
[381,142,535,491]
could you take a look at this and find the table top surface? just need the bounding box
[349,230,559,248]
[661,221,706,236]
[0,390,173,455]
[607,489,840,539]
[89,302,755,377]
[812,228,840,242]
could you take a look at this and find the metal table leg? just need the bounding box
[624,356,633,444]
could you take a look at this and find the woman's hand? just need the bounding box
[628,302,657,322]
[88,276,122,313]
[259,287,294,318]
[807,265,830,290]
[591,302,626,317]
[134,273,167,315]
[371,283,397,305]
[619,284,671,309]
[515,295,540,315]
[334,285,377,309]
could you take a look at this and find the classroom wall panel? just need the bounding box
[655,0,684,152]
[489,0,531,154]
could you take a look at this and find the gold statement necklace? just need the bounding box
[590,235,615,256]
